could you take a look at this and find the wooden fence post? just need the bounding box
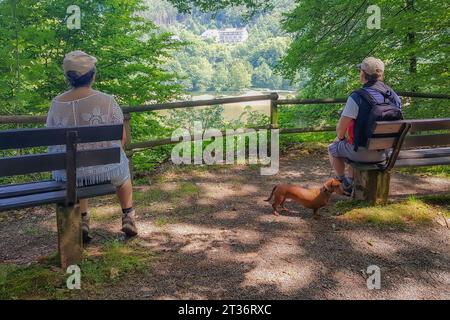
[124,113,134,180]
[56,203,82,269]
[268,93,279,157]
[56,130,82,269]
[270,92,279,129]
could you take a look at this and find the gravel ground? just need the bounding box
[1,148,449,299]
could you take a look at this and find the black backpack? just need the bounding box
[353,82,403,150]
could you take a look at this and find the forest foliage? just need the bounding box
[141,0,296,92]
[0,0,448,175]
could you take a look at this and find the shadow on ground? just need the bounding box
[1,152,449,299]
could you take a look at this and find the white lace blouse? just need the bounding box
[46,91,129,186]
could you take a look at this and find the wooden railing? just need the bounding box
[1,91,449,168]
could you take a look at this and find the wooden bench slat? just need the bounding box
[0,180,65,199]
[394,156,450,168]
[0,147,120,177]
[374,119,450,134]
[0,183,116,211]
[398,147,450,160]
[372,123,404,135]
[0,124,123,150]
[0,153,65,177]
[366,137,396,150]
[408,118,450,133]
[348,163,384,171]
[368,134,450,151]
[77,147,121,168]
[403,134,450,148]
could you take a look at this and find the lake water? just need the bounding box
[159,89,296,121]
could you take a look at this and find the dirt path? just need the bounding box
[1,147,449,299]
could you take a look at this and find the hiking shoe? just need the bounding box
[82,212,93,243]
[342,178,353,196]
[121,210,138,237]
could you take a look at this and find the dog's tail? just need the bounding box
[264,186,277,202]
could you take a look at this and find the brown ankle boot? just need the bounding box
[121,209,138,237]
[82,212,93,242]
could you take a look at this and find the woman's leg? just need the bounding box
[116,178,133,209]
[79,199,88,213]
[116,178,137,236]
[79,199,92,242]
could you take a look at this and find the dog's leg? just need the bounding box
[313,209,320,220]
[272,198,282,216]
[280,200,289,212]
[272,203,280,216]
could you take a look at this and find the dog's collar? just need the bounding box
[321,185,333,194]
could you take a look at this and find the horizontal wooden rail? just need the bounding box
[1,92,448,160]
[276,92,450,106]
[276,98,347,105]
[397,92,450,99]
[1,91,448,124]
[127,126,335,151]
[0,115,47,124]
[122,93,279,114]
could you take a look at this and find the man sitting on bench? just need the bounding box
[328,57,403,195]
[46,51,138,241]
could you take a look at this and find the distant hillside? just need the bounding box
[142,0,295,34]
[141,0,297,93]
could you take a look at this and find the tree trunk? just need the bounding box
[12,0,20,102]
[405,0,417,91]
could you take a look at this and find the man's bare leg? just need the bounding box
[329,152,346,177]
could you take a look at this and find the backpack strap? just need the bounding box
[364,81,397,105]
[352,89,378,107]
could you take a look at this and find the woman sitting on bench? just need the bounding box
[46,51,138,241]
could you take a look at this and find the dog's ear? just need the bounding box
[331,179,344,194]
[332,178,342,187]
[326,178,339,185]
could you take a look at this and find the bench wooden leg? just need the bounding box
[353,170,390,205]
[56,203,83,269]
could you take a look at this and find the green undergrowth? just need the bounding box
[0,240,154,300]
[333,194,450,227]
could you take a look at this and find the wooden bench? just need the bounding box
[0,124,123,268]
[349,118,450,204]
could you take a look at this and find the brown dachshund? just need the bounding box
[265,179,343,218]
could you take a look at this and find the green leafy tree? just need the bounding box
[252,62,273,88]
[0,0,183,115]
[280,0,450,95]
[189,57,214,91]
[212,63,230,92]
[229,61,252,91]
[166,0,272,14]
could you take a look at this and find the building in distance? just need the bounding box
[201,28,248,44]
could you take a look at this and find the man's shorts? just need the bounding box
[328,140,386,163]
